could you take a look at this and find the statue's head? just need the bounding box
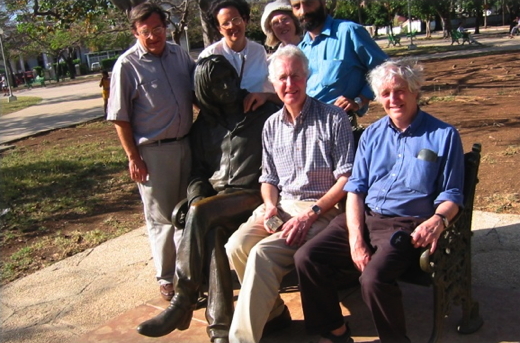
[195,55,247,121]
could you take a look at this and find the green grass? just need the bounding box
[0,120,139,283]
[0,121,128,234]
[0,96,43,116]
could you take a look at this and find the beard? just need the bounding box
[299,3,327,32]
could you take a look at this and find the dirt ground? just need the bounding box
[1,51,519,284]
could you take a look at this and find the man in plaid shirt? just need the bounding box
[225,45,355,343]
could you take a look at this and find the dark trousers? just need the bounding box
[295,211,425,343]
[174,189,262,340]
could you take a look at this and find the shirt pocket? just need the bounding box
[317,59,343,88]
[137,79,161,108]
[404,157,440,194]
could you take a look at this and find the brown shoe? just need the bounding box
[160,283,174,301]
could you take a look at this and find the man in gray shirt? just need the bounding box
[107,2,195,300]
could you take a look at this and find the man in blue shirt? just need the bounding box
[294,59,465,343]
[291,0,387,127]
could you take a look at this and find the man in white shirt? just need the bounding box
[199,0,281,111]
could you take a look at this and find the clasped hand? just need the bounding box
[263,208,314,247]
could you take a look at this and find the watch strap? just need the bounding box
[434,213,449,228]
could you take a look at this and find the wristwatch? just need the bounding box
[311,204,321,215]
[354,97,363,110]
[434,213,449,228]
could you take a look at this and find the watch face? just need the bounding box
[312,205,321,214]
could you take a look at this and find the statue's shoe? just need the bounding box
[137,298,195,337]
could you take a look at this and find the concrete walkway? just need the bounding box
[1,211,519,343]
[0,77,103,145]
[1,27,520,343]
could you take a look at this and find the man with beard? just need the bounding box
[291,0,387,127]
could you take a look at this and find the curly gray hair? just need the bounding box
[368,59,424,103]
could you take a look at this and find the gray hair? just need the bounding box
[268,45,309,83]
[368,59,424,103]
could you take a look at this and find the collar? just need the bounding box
[136,40,175,59]
[302,15,334,45]
[221,37,249,55]
[386,107,425,135]
[280,96,311,125]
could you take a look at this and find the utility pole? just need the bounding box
[407,0,416,50]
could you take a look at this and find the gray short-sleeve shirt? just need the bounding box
[107,41,195,145]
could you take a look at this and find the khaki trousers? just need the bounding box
[225,200,342,343]
[137,139,191,284]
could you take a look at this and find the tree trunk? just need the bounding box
[199,0,220,47]
[425,19,432,38]
[474,0,483,34]
[62,49,76,80]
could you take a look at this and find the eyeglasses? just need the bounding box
[271,16,292,29]
[220,16,244,29]
[138,26,166,39]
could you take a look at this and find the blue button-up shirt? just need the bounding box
[345,110,465,218]
[299,16,387,115]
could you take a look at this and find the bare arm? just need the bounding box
[346,192,372,272]
[284,174,350,246]
[411,200,460,253]
[243,92,283,112]
[333,94,369,113]
[113,120,148,183]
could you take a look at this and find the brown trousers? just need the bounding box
[295,211,425,343]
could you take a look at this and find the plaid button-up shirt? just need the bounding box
[260,96,355,201]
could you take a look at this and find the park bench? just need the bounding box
[387,34,402,47]
[172,136,484,343]
[24,75,46,88]
[406,30,418,39]
[398,143,484,342]
[451,30,471,45]
[34,75,46,87]
[278,143,484,343]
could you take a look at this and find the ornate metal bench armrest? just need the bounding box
[171,198,189,230]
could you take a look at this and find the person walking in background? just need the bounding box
[509,16,519,38]
[2,74,8,96]
[291,0,387,128]
[99,71,110,118]
[107,2,195,302]
[261,0,302,54]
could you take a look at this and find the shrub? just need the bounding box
[101,56,119,72]
[32,66,43,77]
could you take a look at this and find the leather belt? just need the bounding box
[151,135,187,145]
